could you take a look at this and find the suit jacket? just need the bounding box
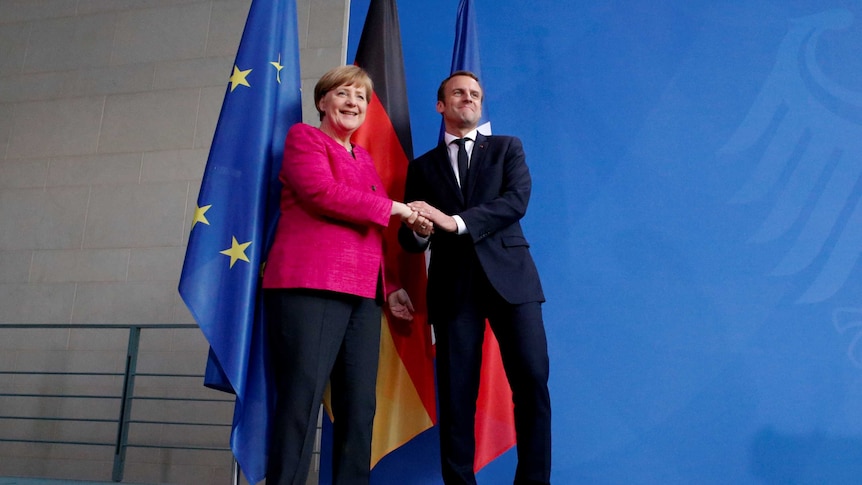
[263,123,395,299]
[398,133,544,320]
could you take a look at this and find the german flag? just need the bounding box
[351,0,437,468]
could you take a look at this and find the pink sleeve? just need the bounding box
[281,124,392,228]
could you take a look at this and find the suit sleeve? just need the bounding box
[460,137,532,243]
[397,157,431,253]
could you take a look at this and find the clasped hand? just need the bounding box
[403,207,434,237]
[393,201,433,236]
[407,201,458,233]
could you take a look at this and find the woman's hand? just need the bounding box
[391,201,413,219]
[387,288,415,321]
[393,201,434,236]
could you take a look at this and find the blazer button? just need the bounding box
[371,185,376,191]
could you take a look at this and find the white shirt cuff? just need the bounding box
[453,215,467,235]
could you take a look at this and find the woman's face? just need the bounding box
[318,83,368,137]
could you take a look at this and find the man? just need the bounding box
[398,71,551,485]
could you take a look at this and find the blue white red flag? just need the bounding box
[446,0,517,473]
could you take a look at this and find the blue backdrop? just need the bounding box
[350,1,862,483]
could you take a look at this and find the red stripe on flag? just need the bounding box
[475,321,516,471]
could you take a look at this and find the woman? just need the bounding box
[261,65,429,485]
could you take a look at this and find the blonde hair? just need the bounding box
[314,65,374,121]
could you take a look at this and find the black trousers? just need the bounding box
[265,288,382,485]
[434,270,552,485]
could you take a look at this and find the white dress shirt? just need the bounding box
[443,129,478,235]
[413,130,478,242]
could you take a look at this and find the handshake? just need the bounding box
[393,200,458,236]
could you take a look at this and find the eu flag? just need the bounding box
[177,0,302,483]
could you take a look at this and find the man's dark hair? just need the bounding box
[436,70,483,102]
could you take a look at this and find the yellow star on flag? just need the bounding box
[191,204,211,228]
[270,54,284,84]
[220,236,252,268]
[229,65,252,92]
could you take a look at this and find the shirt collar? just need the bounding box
[444,128,479,146]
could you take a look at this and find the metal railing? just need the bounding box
[0,324,234,482]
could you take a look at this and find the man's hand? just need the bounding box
[404,210,434,237]
[387,288,415,321]
[408,201,458,233]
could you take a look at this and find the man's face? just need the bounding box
[437,75,483,131]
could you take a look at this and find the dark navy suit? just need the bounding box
[399,133,551,485]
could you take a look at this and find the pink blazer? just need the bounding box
[262,123,395,299]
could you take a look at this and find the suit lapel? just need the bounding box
[464,133,489,202]
[433,142,465,203]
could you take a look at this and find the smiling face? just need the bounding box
[318,83,368,139]
[437,74,483,135]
